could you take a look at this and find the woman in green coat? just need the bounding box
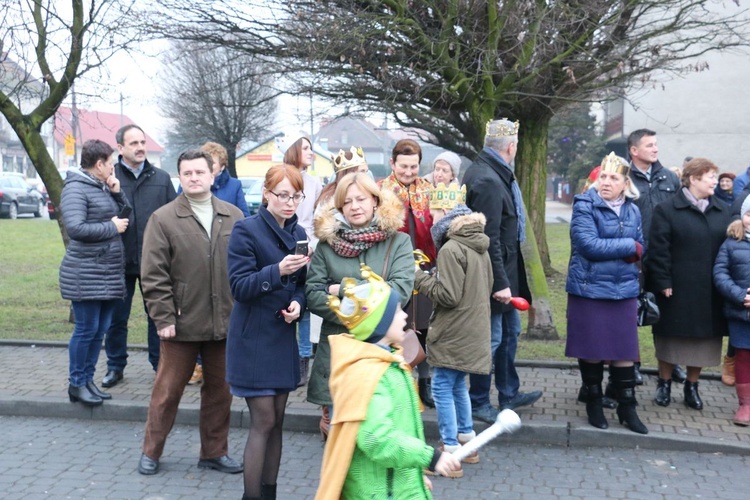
[306,173,414,438]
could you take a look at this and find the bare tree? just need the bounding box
[0,0,141,239]
[159,42,278,177]
[140,0,750,339]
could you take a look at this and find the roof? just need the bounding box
[53,107,164,154]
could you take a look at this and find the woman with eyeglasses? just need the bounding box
[225,165,309,500]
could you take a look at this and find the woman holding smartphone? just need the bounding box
[225,165,309,500]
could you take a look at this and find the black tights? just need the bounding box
[243,394,288,497]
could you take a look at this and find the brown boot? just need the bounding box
[188,363,203,385]
[722,355,736,386]
[457,431,479,464]
[734,383,750,426]
[439,444,464,478]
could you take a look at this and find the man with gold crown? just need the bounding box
[462,118,541,424]
[315,265,460,500]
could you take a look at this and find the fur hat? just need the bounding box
[432,151,462,180]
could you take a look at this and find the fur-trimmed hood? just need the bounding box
[314,189,406,244]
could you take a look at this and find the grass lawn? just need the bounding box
[0,219,148,344]
[0,218,724,370]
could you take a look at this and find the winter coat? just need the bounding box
[59,169,128,301]
[414,212,493,375]
[713,237,750,324]
[629,160,680,247]
[645,189,731,339]
[316,335,435,500]
[140,194,243,341]
[566,189,644,300]
[115,157,177,275]
[462,148,531,314]
[733,166,750,195]
[225,205,308,391]
[305,190,414,406]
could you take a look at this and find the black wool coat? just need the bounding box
[645,189,731,339]
[115,157,177,275]
[463,148,531,314]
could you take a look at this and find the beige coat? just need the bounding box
[141,194,243,341]
[414,213,493,375]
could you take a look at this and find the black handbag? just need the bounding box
[637,291,660,326]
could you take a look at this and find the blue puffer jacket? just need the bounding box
[713,237,750,323]
[566,189,644,300]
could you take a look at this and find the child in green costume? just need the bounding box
[316,265,459,499]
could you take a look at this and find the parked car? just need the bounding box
[0,173,46,219]
[239,177,263,214]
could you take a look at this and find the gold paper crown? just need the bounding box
[332,146,367,173]
[486,118,520,138]
[600,152,630,176]
[428,182,467,210]
[327,264,390,330]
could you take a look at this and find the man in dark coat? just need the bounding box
[627,128,687,385]
[102,124,177,387]
[136,150,243,476]
[462,118,541,423]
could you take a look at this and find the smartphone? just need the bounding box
[295,240,309,256]
[118,206,132,219]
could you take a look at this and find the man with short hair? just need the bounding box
[102,125,176,388]
[136,150,243,476]
[462,118,542,423]
[627,128,686,385]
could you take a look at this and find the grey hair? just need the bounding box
[484,119,518,151]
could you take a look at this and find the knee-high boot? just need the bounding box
[611,365,648,435]
[578,360,608,429]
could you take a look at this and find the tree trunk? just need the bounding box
[516,116,553,275]
[514,113,559,340]
[521,221,559,340]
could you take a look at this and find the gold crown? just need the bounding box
[327,264,390,330]
[486,118,520,138]
[332,146,367,173]
[428,182,467,210]
[600,152,630,176]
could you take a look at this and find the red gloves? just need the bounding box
[623,241,643,264]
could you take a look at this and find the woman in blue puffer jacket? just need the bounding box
[566,153,647,435]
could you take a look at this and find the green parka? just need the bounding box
[306,190,415,406]
[414,212,493,375]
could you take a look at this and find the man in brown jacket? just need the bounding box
[137,149,244,476]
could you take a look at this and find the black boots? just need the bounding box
[298,357,310,388]
[610,365,648,435]
[242,484,275,500]
[684,380,704,410]
[633,362,644,385]
[68,384,103,406]
[578,380,617,409]
[654,378,672,407]
[86,381,111,400]
[672,364,688,383]
[418,378,435,408]
[578,361,608,429]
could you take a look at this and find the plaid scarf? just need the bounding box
[330,226,392,258]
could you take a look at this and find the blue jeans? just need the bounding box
[105,274,160,372]
[469,309,521,408]
[69,300,117,387]
[298,310,313,358]
[432,367,473,446]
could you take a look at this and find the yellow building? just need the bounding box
[235,133,333,180]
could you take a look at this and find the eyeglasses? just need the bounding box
[267,190,306,204]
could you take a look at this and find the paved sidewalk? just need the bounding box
[1,343,748,455]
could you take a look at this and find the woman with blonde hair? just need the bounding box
[306,173,414,439]
[566,153,647,434]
